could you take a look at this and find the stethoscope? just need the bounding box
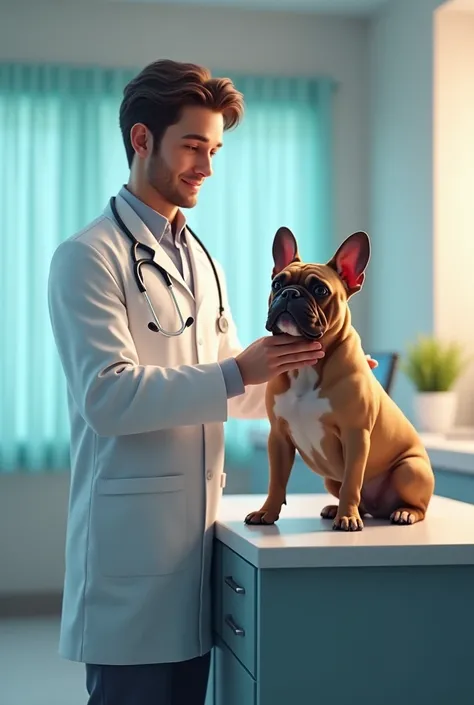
[109,197,229,337]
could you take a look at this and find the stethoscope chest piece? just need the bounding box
[217,315,229,334]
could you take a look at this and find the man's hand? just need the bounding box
[235,335,325,386]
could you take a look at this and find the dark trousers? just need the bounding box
[85,651,211,705]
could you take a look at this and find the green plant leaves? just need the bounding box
[400,335,471,392]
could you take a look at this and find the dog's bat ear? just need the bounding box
[272,227,300,277]
[327,231,371,297]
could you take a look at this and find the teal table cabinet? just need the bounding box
[207,493,474,705]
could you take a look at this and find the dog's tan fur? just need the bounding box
[245,228,434,531]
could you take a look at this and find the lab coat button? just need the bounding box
[198,338,203,346]
[206,470,213,480]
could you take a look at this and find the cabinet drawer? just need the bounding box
[214,542,257,677]
[214,638,256,705]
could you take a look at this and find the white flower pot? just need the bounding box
[413,391,457,433]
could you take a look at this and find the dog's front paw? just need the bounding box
[333,512,364,531]
[244,504,282,525]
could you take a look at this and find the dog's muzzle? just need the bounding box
[265,286,323,340]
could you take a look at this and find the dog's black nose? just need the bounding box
[281,287,301,299]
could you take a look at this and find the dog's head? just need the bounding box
[265,227,371,340]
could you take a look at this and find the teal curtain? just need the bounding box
[0,62,335,473]
[186,74,335,464]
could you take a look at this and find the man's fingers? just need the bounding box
[265,334,323,349]
[274,350,325,370]
[272,345,324,361]
[266,340,323,357]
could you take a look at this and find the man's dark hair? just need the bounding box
[119,59,245,167]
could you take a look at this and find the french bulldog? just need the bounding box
[245,228,435,531]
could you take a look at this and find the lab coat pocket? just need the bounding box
[93,474,188,577]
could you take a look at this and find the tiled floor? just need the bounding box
[1,616,87,705]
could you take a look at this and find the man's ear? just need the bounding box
[327,231,370,297]
[272,227,301,277]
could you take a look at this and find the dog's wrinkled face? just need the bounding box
[266,227,371,340]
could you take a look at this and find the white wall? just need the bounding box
[367,0,446,417]
[433,5,474,425]
[0,0,370,596]
[0,474,71,594]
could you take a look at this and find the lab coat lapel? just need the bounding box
[151,239,194,302]
[106,195,194,301]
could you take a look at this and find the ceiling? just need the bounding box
[105,0,390,16]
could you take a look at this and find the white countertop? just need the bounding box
[419,432,474,474]
[215,493,474,569]
[251,429,474,474]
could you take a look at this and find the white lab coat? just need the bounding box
[47,193,267,665]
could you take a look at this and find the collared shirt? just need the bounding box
[118,186,244,399]
[119,185,193,290]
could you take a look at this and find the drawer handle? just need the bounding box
[225,614,245,637]
[224,575,245,594]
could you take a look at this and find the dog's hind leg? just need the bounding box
[389,456,435,525]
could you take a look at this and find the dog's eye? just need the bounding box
[272,280,282,291]
[313,284,329,297]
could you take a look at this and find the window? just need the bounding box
[0,63,334,471]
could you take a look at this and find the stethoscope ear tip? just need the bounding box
[148,317,194,333]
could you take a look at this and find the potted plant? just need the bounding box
[401,335,470,434]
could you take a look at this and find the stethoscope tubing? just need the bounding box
[109,196,227,337]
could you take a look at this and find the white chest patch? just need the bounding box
[273,367,332,460]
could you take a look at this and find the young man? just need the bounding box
[47,60,325,705]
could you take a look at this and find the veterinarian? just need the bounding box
[47,59,327,705]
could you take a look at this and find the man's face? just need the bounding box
[146,105,224,210]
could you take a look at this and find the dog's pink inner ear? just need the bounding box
[337,251,365,289]
[332,233,370,290]
[272,228,298,274]
[276,239,296,270]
